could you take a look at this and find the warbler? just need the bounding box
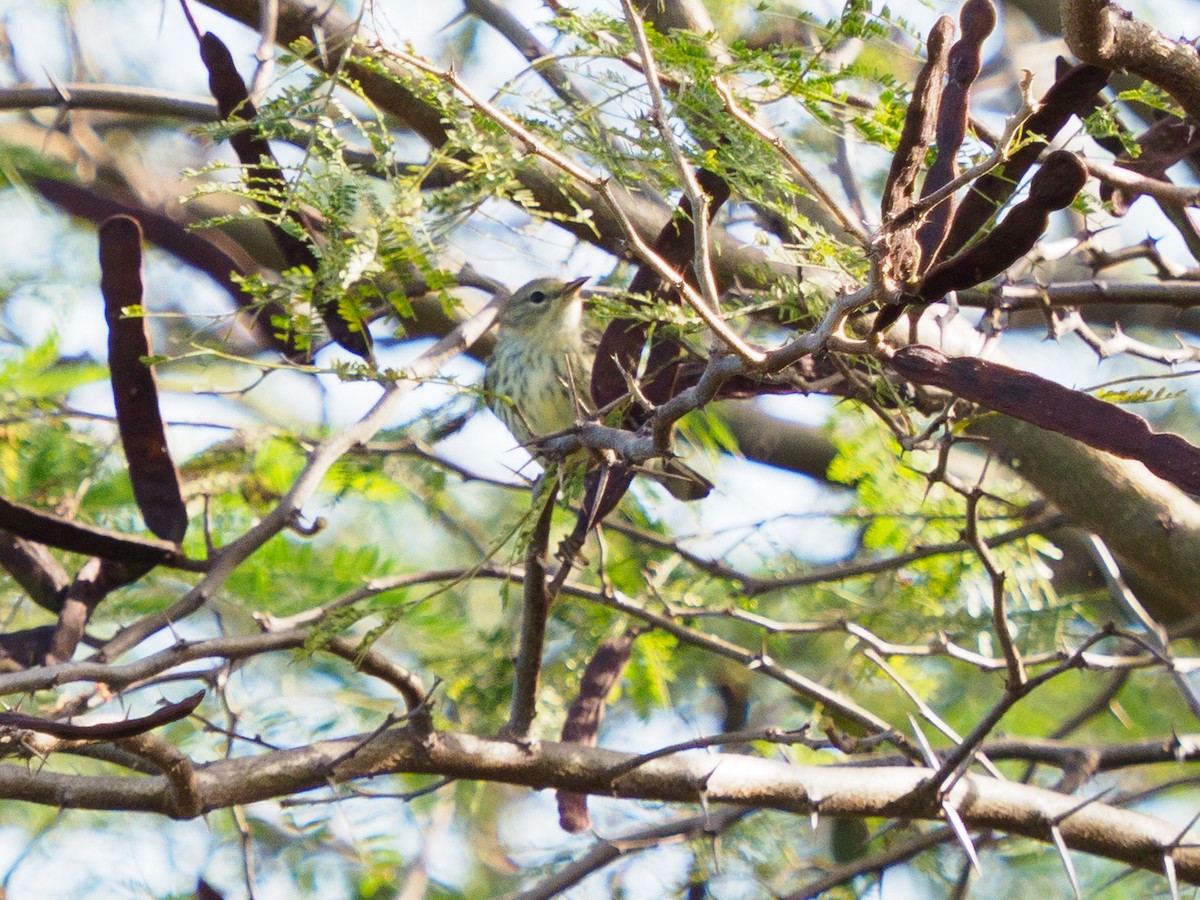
[485,276,710,500]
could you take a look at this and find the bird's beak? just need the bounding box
[564,277,589,296]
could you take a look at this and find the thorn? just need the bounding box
[942,799,981,874]
[313,24,329,68]
[581,464,611,534]
[44,69,71,105]
[975,751,1006,782]
[438,8,470,31]
[908,714,939,769]
[1174,805,1200,840]
[1164,853,1179,900]
[1049,824,1080,899]
[1052,786,1114,827]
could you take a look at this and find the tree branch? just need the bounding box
[1062,0,1200,121]
[2,725,1196,884]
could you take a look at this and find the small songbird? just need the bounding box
[485,277,710,500]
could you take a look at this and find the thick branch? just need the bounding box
[960,280,1200,310]
[1,726,1196,884]
[970,415,1200,625]
[1062,0,1200,122]
[0,84,217,119]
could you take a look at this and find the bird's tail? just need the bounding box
[640,457,712,501]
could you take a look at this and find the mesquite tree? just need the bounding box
[0,0,1199,896]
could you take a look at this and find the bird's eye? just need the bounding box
[528,290,547,304]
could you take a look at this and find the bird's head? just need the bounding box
[498,276,589,336]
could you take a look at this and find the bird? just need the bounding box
[484,276,711,500]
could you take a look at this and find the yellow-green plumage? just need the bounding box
[485,276,711,500]
[485,277,592,446]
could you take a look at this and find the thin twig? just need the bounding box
[712,79,869,246]
[509,807,750,900]
[881,73,1038,235]
[1083,157,1200,208]
[920,628,1115,797]
[963,486,1025,688]
[621,0,724,316]
[385,46,766,364]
